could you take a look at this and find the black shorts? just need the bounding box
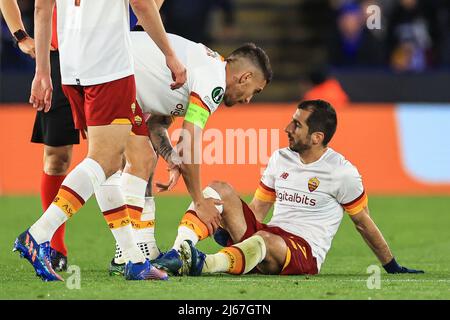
[31,50,79,147]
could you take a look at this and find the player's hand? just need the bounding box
[18,37,36,59]
[155,163,181,192]
[195,198,224,236]
[155,150,183,192]
[165,54,187,90]
[383,257,425,274]
[30,73,53,112]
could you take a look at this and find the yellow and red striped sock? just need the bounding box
[29,158,106,244]
[95,172,145,263]
[102,205,130,229]
[219,246,246,274]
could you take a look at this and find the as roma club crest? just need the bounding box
[134,115,142,126]
[308,177,320,192]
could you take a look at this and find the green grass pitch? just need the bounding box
[0,195,449,300]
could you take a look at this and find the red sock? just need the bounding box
[41,172,68,256]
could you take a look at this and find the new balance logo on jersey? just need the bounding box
[280,172,289,180]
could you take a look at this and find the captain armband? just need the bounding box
[184,103,210,129]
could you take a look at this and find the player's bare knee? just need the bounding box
[126,143,156,180]
[254,231,272,245]
[44,147,72,175]
[253,231,275,259]
[209,181,235,200]
[89,152,124,178]
[255,231,286,272]
[44,157,70,175]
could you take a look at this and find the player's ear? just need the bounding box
[312,132,324,145]
[239,72,252,83]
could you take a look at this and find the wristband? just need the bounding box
[13,29,28,43]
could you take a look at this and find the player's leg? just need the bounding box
[179,230,284,276]
[31,51,80,271]
[14,77,158,281]
[153,181,248,274]
[15,84,82,281]
[109,133,158,273]
[183,227,319,276]
[13,124,120,281]
[96,131,167,279]
[171,181,244,251]
[42,145,73,271]
[22,123,128,256]
[123,131,159,260]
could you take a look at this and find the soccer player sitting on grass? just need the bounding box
[155,99,424,276]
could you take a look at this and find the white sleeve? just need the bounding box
[260,151,279,190]
[190,65,225,114]
[336,165,364,204]
[335,164,368,215]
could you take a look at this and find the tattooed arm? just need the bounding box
[147,115,182,192]
[147,115,178,163]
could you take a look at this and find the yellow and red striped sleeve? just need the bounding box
[254,181,276,203]
[342,190,369,215]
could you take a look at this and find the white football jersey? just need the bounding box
[257,147,368,271]
[56,0,133,85]
[130,32,226,117]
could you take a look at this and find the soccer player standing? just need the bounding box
[13,0,186,282]
[0,0,78,271]
[107,31,272,274]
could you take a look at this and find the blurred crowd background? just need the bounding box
[1,0,450,104]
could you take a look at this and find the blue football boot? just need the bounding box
[50,248,68,272]
[213,227,232,247]
[13,230,64,282]
[179,240,206,276]
[151,249,183,275]
[124,259,168,280]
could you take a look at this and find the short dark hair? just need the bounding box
[298,99,337,146]
[226,43,273,83]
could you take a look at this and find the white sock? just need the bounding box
[172,186,223,251]
[95,171,145,264]
[203,236,267,275]
[111,225,145,263]
[137,197,160,259]
[30,158,105,244]
[172,226,199,252]
[120,173,159,259]
[234,235,267,274]
[121,173,146,209]
[203,252,230,274]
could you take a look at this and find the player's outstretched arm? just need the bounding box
[30,0,54,112]
[130,0,186,89]
[350,207,425,274]
[0,0,35,58]
[178,120,222,235]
